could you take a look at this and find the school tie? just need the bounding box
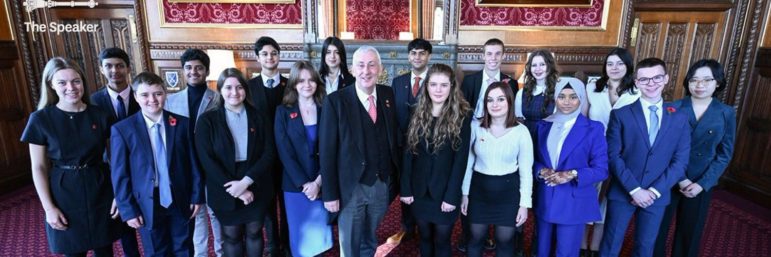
[153,123,172,208]
[266,78,275,88]
[648,105,659,145]
[116,95,126,120]
[367,95,377,123]
[412,76,421,97]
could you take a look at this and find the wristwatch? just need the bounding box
[569,170,578,177]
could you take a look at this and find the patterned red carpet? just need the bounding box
[1,187,768,256]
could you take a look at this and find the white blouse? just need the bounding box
[462,120,534,208]
[586,81,640,132]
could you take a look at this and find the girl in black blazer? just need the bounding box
[275,61,333,257]
[654,59,737,257]
[195,68,276,257]
[400,64,472,257]
[319,36,355,94]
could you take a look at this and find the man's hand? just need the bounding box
[110,199,120,219]
[127,216,144,229]
[189,204,203,219]
[631,189,656,208]
[681,183,704,198]
[324,200,340,213]
[441,202,456,212]
[302,181,321,201]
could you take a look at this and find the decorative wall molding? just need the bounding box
[690,23,716,65]
[161,0,303,25]
[459,0,605,27]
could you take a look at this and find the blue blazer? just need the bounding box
[671,97,736,191]
[275,104,322,192]
[534,114,609,224]
[110,111,204,228]
[89,86,140,121]
[392,73,420,134]
[606,100,691,206]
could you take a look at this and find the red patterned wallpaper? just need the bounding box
[163,0,302,24]
[346,0,411,40]
[460,0,604,27]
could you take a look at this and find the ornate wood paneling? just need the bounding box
[690,23,717,64]
[662,23,687,100]
[0,41,33,195]
[636,23,661,61]
[724,48,771,208]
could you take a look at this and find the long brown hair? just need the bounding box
[407,64,471,154]
[283,61,326,107]
[37,57,91,110]
[211,68,255,110]
[480,82,519,128]
[523,49,559,113]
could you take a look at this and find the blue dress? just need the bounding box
[284,124,333,257]
[522,93,555,140]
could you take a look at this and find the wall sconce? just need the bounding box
[399,32,414,41]
[341,31,355,40]
[205,50,236,81]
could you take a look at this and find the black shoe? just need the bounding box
[456,241,467,253]
[590,250,599,257]
[484,239,496,251]
[580,249,588,257]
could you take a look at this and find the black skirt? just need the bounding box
[467,171,521,226]
[211,162,271,226]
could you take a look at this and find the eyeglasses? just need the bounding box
[688,78,716,86]
[636,74,666,85]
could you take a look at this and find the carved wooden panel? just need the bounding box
[690,23,717,65]
[0,41,33,194]
[636,22,661,60]
[662,23,687,100]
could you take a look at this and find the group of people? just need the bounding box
[21,35,735,257]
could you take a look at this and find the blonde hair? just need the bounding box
[37,57,90,110]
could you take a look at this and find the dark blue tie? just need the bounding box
[116,95,127,120]
[266,78,275,88]
[153,123,172,208]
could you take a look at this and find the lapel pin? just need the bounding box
[169,116,177,126]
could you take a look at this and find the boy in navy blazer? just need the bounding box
[90,47,142,257]
[111,72,204,257]
[599,58,691,257]
[390,38,433,242]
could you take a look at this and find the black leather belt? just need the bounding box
[54,161,101,170]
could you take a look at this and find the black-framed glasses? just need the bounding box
[636,74,666,85]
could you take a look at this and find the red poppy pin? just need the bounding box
[385,99,391,108]
[169,116,177,126]
[91,124,97,130]
[290,112,298,119]
[666,107,676,113]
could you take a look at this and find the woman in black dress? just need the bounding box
[400,64,472,257]
[21,57,120,257]
[195,68,276,257]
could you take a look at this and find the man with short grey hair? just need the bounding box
[320,46,401,257]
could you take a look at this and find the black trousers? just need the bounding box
[654,189,713,257]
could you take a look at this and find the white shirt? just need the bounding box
[143,114,166,187]
[261,73,282,88]
[411,69,428,89]
[551,117,577,167]
[473,71,501,118]
[586,82,639,133]
[639,97,663,132]
[325,69,341,95]
[106,86,131,117]
[514,84,547,118]
[462,120,534,208]
[355,85,378,111]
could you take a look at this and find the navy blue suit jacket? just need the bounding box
[319,85,401,207]
[460,70,519,109]
[392,73,420,134]
[533,114,608,224]
[606,100,691,206]
[90,86,140,120]
[671,97,736,191]
[275,104,322,192]
[110,111,204,228]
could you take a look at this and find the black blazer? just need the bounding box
[338,72,356,89]
[460,71,519,108]
[392,73,420,135]
[401,116,471,206]
[90,86,140,121]
[274,104,322,192]
[319,85,402,206]
[194,106,276,211]
[247,75,288,118]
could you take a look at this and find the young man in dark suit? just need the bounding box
[246,36,289,257]
[89,47,141,257]
[458,38,519,253]
[111,72,205,257]
[599,58,691,257]
[320,46,402,257]
[390,38,433,242]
